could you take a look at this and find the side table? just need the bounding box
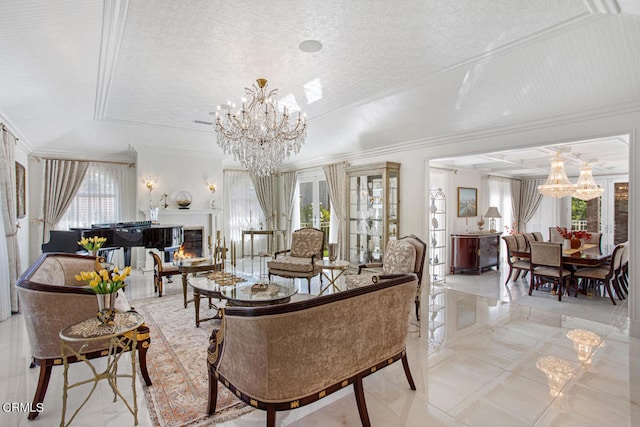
[59,311,144,427]
[317,259,350,296]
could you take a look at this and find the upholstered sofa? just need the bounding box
[15,253,152,420]
[207,273,417,427]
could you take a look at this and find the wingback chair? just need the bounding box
[267,227,325,293]
[346,235,426,321]
[15,253,152,420]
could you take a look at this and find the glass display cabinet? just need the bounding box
[429,188,447,284]
[345,162,400,265]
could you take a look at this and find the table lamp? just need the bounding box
[484,206,502,233]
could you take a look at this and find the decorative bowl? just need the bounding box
[176,191,192,209]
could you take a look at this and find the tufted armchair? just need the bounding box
[15,253,152,420]
[345,235,426,322]
[267,227,324,293]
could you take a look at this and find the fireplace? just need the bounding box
[165,227,203,261]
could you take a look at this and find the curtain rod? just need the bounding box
[30,155,135,167]
[0,124,19,142]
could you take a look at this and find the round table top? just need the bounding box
[316,259,350,269]
[221,281,297,306]
[59,311,143,342]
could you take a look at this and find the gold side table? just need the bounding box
[317,259,350,296]
[59,311,144,427]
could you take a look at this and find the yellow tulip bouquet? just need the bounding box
[78,236,107,251]
[75,266,132,294]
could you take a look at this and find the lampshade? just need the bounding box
[537,153,576,198]
[484,207,501,233]
[573,163,604,201]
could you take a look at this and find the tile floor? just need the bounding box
[2,261,639,426]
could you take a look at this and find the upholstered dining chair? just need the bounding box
[583,232,603,251]
[522,232,537,248]
[345,235,426,322]
[502,235,530,285]
[574,243,625,305]
[150,250,180,297]
[528,241,573,301]
[532,231,545,242]
[549,227,564,244]
[267,227,325,293]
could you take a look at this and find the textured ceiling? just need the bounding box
[0,0,637,175]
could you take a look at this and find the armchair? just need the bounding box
[345,235,426,321]
[15,253,152,420]
[267,227,325,293]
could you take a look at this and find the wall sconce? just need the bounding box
[207,181,216,209]
[143,177,155,193]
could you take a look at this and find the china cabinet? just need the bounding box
[429,188,447,284]
[346,162,400,265]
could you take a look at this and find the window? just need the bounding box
[58,163,133,229]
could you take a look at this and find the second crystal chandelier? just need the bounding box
[215,78,307,176]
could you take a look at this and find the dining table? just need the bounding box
[512,243,611,267]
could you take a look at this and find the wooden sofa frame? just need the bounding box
[207,273,417,426]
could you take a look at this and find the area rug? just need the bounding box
[136,293,253,426]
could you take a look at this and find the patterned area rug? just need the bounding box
[136,293,252,426]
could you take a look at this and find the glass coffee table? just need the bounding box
[221,280,297,307]
[189,272,297,326]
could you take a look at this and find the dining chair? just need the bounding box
[528,241,572,301]
[582,232,602,251]
[532,231,545,242]
[514,234,528,252]
[502,235,530,285]
[618,242,629,295]
[522,233,537,249]
[149,250,180,297]
[573,243,625,305]
[548,227,564,244]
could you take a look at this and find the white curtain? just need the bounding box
[281,171,297,247]
[0,195,10,320]
[0,126,20,315]
[487,176,513,234]
[58,162,135,229]
[223,170,262,243]
[250,174,276,229]
[42,159,89,241]
[323,162,347,259]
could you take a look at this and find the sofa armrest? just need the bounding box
[358,262,383,274]
[274,249,291,259]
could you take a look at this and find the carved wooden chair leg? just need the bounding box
[207,370,218,415]
[28,363,52,420]
[401,353,416,390]
[505,266,514,284]
[137,337,152,386]
[353,376,372,427]
[266,405,277,427]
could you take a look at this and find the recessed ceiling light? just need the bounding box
[299,40,322,53]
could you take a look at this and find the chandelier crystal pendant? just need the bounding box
[215,78,307,176]
[537,153,577,198]
[573,163,604,201]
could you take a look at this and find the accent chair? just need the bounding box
[267,227,325,294]
[149,250,180,297]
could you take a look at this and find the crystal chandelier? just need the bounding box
[537,153,577,198]
[573,163,604,201]
[215,78,307,176]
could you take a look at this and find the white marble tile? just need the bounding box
[3,263,635,426]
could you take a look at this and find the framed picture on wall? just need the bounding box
[457,187,477,217]
[16,161,26,219]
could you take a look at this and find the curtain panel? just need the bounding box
[322,162,347,260]
[0,126,20,316]
[514,179,543,232]
[42,159,89,242]
[250,174,276,230]
[281,171,297,247]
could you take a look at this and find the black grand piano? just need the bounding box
[42,220,183,266]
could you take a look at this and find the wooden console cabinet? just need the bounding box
[450,233,500,274]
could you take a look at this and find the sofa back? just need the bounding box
[216,274,417,402]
